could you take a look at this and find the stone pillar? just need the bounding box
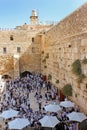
[14,54,20,79]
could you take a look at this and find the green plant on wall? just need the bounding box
[77,74,86,83]
[72,59,86,83]
[72,59,82,76]
[42,58,46,63]
[45,53,49,59]
[79,120,87,130]
[48,74,52,80]
[62,84,72,96]
[82,57,87,64]
[56,79,59,84]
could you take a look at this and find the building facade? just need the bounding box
[0,4,87,113]
[0,10,52,79]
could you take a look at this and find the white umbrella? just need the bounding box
[8,118,30,129]
[39,115,60,128]
[60,100,74,108]
[67,112,87,122]
[44,104,61,112]
[0,109,19,119]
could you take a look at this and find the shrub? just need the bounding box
[79,120,87,130]
[42,59,46,63]
[56,79,59,84]
[77,74,86,83]
[62,84,72,96]
[48,74,52,80]
[72,59,86,83]
[72,59,82,76]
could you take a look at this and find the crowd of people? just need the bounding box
[0,73,80,130]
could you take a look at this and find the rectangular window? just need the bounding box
[32,37,34,42]
[10,35,14,41]
[3,47,6,54]
[17,47,21,53]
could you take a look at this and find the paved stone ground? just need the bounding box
[29,90,39,111]
[29,87,57,112]
[29,88,48,112]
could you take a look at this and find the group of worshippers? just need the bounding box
[0,73,79,130]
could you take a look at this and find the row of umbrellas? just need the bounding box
[0,100,87,129]
[8,116,59,129]
[4,112,87,129]
[0,101,74,119]
[1,108,86,123]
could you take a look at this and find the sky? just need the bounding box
[0,0,87,28]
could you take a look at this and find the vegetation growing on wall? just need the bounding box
[72,59,86,83]
[48,74,52,80]
[55,79,59,84]
[42,58,46,63]
[82,57,87,64]
[77,74,86,83]
[42,53,49,62]
[45,53,49,59]
[72,59,82,76]
[62,84,72,96]
[79,120,87,130]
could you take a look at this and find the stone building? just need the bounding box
[0,3,87,113]
[0,10,53,79]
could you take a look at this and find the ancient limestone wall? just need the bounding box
[41,3,87,113]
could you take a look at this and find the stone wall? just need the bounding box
[41,3,87,113]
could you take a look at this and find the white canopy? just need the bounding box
[8,118,30,129]
[44,104,61,112]
[60,100,74,108]
[67,112,87,122]
[39,115,60,128]
[0,109,19,119]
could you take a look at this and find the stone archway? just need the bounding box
[2,74,11,80]
[20,71,32,78]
